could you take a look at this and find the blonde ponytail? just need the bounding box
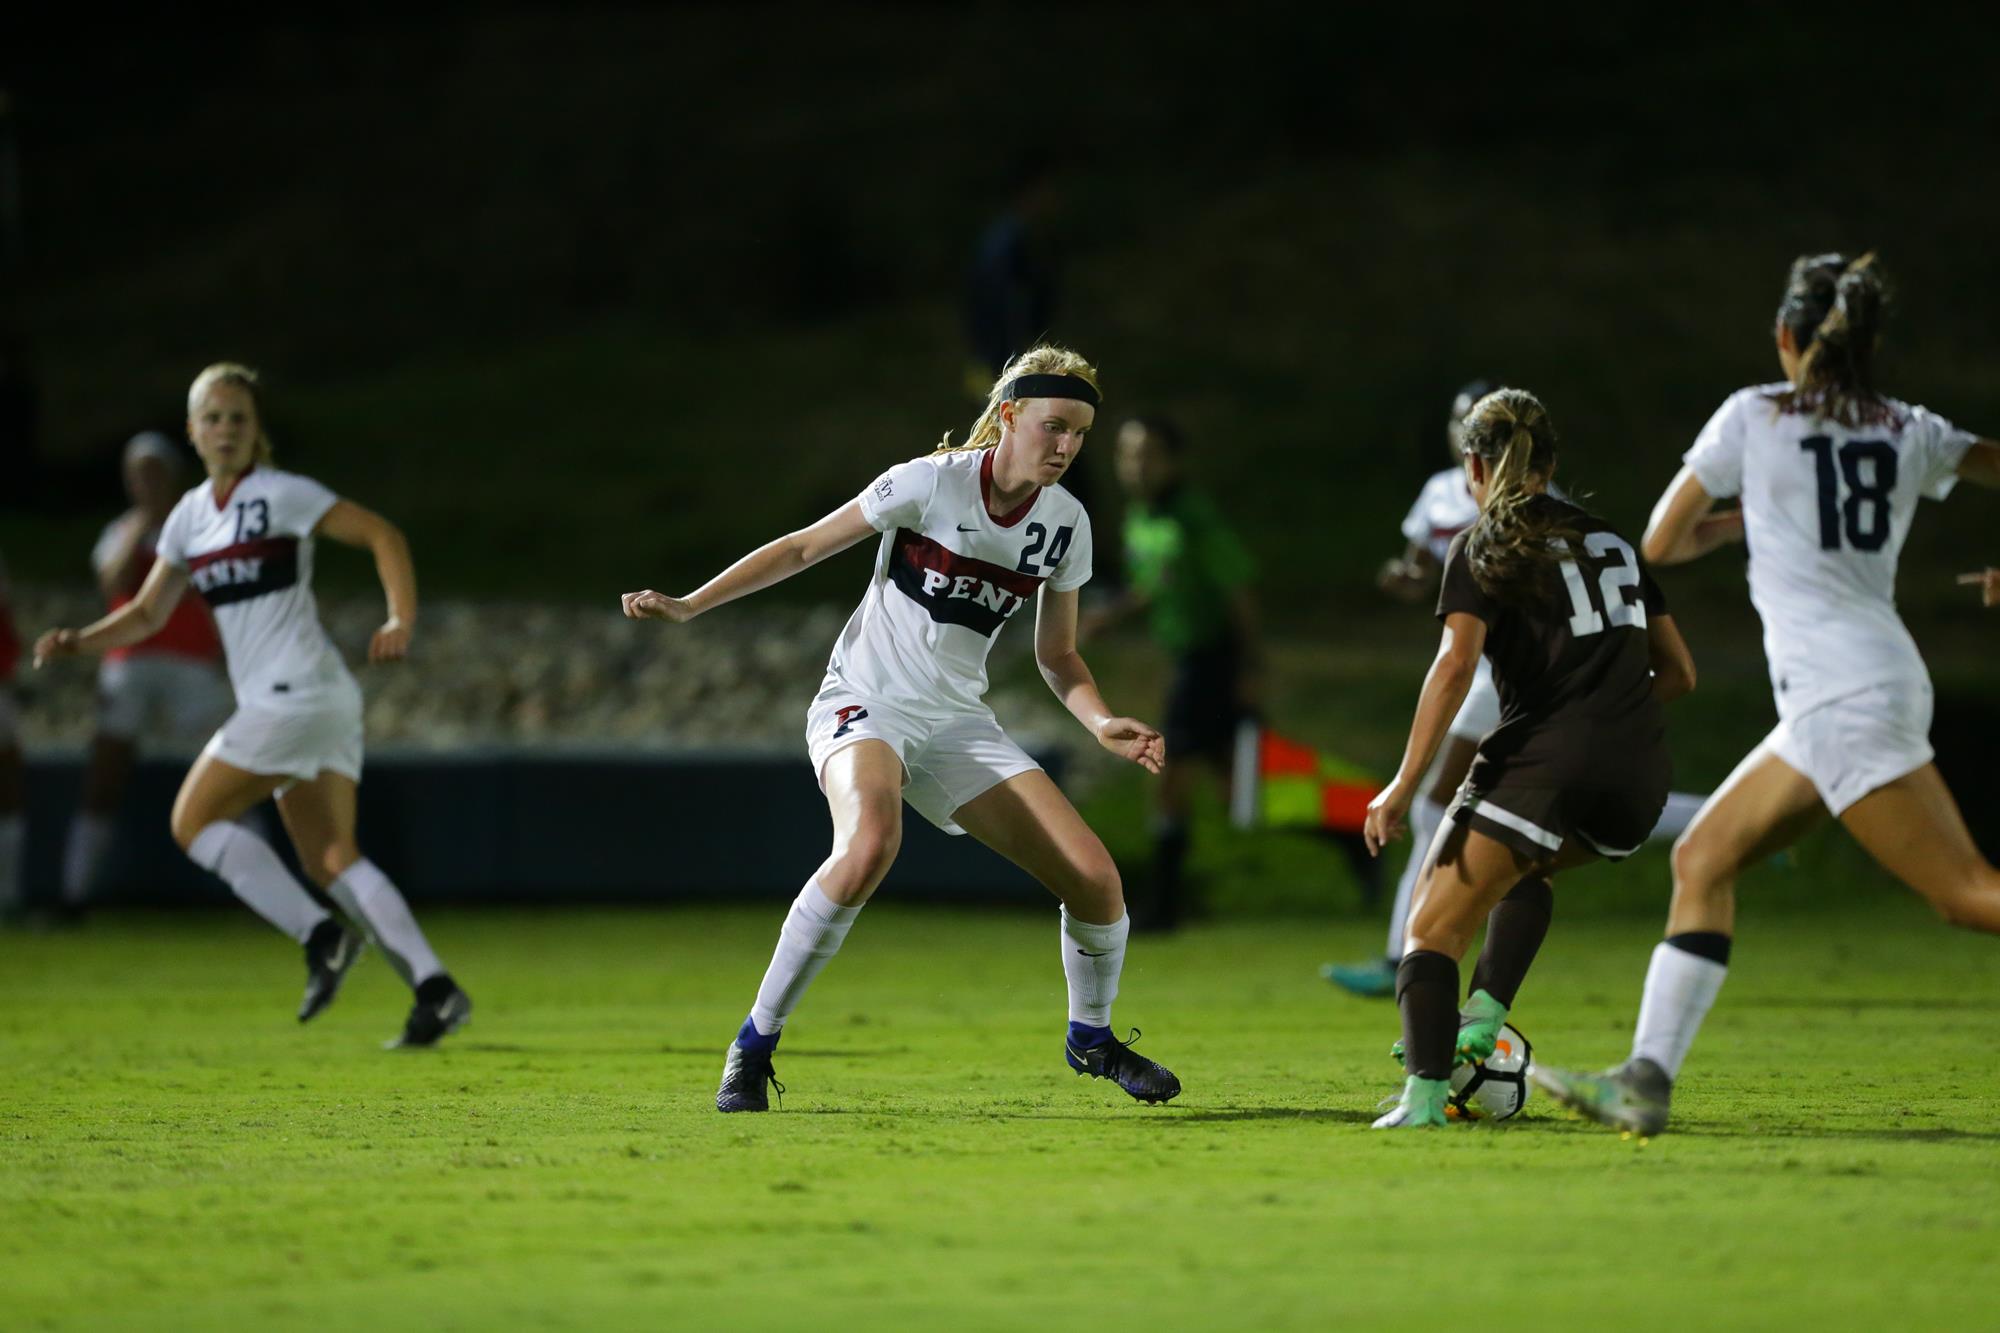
[1460,388,1578,604]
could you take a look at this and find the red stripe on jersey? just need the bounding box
[979,449,1039,528]
[186,535,296,572]
[213,465,258,510]
[892,528,1046,597]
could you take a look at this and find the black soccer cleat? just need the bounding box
[716,1032,784,1113]
[387,974,472,1049]
[1065,1027,1182,1105]
[299,920,364,1023]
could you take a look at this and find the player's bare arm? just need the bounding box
[33,557,191,667]
[623,501,876,626]
[1643,466,1743,566]
[1364,610,1486,856]
[1646,613,1697,702]
[1034,584,1164,775]
[317,499,417,664]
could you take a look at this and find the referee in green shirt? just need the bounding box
[1082,416,1258,931]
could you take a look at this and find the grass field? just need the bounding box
[4,899,1998,1330]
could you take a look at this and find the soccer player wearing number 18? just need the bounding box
[1362,389,1696,1128]
[1535,254,2000,1136]
[621,346,1180,1113]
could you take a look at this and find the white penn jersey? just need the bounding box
[156,466,350,702]
[1401,466,1479,565]
[1685,383,1974,719]
[823,448,1092,716]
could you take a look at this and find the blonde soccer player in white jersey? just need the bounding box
[1535,254,2000,1134]
[35,364,470,1046]
[622,345,1181,1112]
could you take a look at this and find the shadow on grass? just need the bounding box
[1729,997,1991,1012]
[790,1105,1380,1125]
[654,1046,910,1060]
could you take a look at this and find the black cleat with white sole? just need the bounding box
[388,974,472,1048]
[716,1020,783,1112]
[1066,1026,1182,1104]
[299,920,364,1023]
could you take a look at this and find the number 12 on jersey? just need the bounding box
[1555,532,1645,637]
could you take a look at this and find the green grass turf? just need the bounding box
[3,901,1997,1330]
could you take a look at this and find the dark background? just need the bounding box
[6,8,1997,618]
[4,8,1998,907]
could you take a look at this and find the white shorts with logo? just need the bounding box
[1448,657,1502,742]
[806,689,1041,836]
[201,675,365,790]
[1769,680,1934,816]
[98,655,234,746]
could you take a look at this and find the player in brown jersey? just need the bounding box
[1361,388,1696,1128]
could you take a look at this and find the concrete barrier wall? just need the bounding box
[18,751,1061,909]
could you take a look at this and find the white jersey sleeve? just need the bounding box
[1045,508,1093,592]
[1399,488,1430,546]
[267,472,340,537]
[858,457,940,532]
[1903,404,1976,501]
[1684,388,1754,498]
[91,519,124,575]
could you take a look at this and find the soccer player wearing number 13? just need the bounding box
[1362,389,1697,1128]
[1536,253,2000,1135]
[35,364,470,1047]
[621,346,1180,1112]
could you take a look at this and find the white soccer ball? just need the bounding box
[1449,1022,1533,1121]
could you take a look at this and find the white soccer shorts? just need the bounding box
[1769,680,1934,816]
[806,691,1042,836]
[200,676,364,788]
[1448,657,1502,741]
[97,656,234,746]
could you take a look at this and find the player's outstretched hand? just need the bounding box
[1957,569,1999,608]
[369,617,412,664]
[1363,780,1413,858]
[32,628,80,670]
[622,589,696,623]
[1096,716,1165,774]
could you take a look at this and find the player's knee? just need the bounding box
[317,843,361,888]
[828,820,901,900]
[1670,830,1729,899]
[1065,853,1123,919]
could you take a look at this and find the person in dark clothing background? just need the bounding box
[1082,416,1258,931]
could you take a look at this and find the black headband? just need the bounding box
[1003,373,1101,408]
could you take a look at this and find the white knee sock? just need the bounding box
[1630,940,1729,1079]
[62,812,116,906]
[749,878,861,1037]
[0,812,23,911]
[1648,791,1708,843]
[328,858,444,988]
[1061,907,1129,1027]
[187,821,329,943]
[1386,794,1446,960]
